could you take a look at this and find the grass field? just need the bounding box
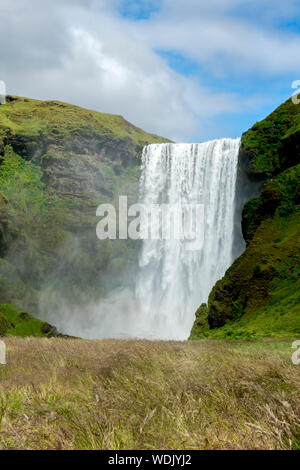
[0,338,299,450]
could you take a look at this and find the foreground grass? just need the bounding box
[0,338,299,450]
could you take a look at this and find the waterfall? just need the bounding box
[135,138,241,340]
[42,138,241,340]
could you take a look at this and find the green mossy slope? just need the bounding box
[0,96,170,331]
[188,303,209,339]
[0,304,58,338]
[192,97,300,340]
[241,97,300,177]
[0,96,169,147]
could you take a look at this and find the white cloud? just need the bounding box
[0,0,299,140]
[0,0,247,140]
[133,0,300,76]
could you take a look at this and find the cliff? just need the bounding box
[0,96,170,321]
[197,97,300,339]
[1,95,299,340]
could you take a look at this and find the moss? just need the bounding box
[207,179,299,337]
[0,96,169,315]
[0,311,11,336]
[0,145,68,299]
[0,96,171,146]
[242,197,263,243]
[189,303,209,339]
[0,145,65,226]
[241,97,300,177]
[0,304,57,338]
[206,205,300,333]
[242,164,300,243]
[192,98,300,340]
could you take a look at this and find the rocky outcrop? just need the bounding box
[189,303,209,339]
[0,96,170,318]
[0,303,60,338]
[205,98,300,338]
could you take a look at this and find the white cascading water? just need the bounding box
[134,138,241,340]
[41,138,241,340]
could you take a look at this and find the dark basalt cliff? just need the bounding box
[0,96,170,322]
[204,98,300,339]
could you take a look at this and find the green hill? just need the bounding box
[0,96,170,328]
[0,303,59,337]
[191,98,300,340]
[0,96,169,148]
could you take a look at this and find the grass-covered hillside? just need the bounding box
[0,96,169,324]
[0,338,298,450]
[0,96,167,149]
[241,97,300,177]
[0,304,58,338]
[191,98,300,340]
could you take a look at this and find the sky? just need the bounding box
[1,0,300,141]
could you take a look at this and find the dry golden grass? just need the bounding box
[0,338,299,450]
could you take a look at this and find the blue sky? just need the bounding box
[1,0,300,141]
[117,0,300,139]
[119,0,160,20]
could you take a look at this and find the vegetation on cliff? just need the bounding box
[241,97,300,177]
[191,97,300,340]
[1,95,299,340]
[0,96,168,149]
[189,303,210,339]
[0,304,58,338]
[0,96,169,326]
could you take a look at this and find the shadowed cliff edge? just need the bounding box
[0,96,170,334]
[191,97,300,340]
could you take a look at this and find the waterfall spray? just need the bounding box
[41,138,241,340]
[135,139,241,340]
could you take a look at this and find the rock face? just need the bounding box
[206,98,300,338]
[0,96,170,317]
[188,303,209,339]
